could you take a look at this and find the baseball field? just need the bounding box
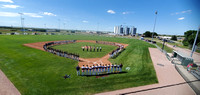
[0,34,158,95]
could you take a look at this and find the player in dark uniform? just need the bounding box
[119,63,123,72]
[76,65,80,76]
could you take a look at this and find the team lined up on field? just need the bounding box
[76,63,123,76]
[43,40,80,61]
[81,45,102,52]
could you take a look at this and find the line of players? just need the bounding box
[109,45,124,58]
[96,41,116,46]
[76,64,123,76]
[43,40,79,61]
[82,45,102,52]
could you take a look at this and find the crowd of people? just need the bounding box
[76,64,123,76]
[81,45,102,52]
[43,40,80,61]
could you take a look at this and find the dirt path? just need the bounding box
[95,48,195,95]
[0,69,21,95]
[23,40,128,67]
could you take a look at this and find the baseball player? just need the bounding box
[86,65,89,75]
[107,64,110,73]
[100,47,102,52]
[119,63,123,72]
[95,64,99,75]
[76,65,80,76]
[81,65,85,76]
[114,64,117,72]
[89,66,92,75]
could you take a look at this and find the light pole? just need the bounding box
[190,26,200,57]
[58,19,60,32]
[63,23,66,30]
[18,13,25,34]
[97,22,99,32]
[152,11,158,41]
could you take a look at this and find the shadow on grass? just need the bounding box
[81,71,127,77]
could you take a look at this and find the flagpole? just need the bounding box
[152,11,158,41]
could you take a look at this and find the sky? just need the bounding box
[0,0,199,35]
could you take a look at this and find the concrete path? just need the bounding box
[0,69,21,95]
[96,48,195,95]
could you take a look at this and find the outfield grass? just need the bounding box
[51,42,117,58]
[0,35,158,95]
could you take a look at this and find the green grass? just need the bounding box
[51,42,117,58]
[0,35,158,95]
[156,42,173,53]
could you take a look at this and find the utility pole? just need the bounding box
[152,11,158,41]
[190,26,200,57]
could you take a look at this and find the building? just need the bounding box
[114,25,136,36]
[124,26,130,35]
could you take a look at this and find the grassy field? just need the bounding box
[52,42,117,58]
[156,42,173,53]
[0,35,158,95]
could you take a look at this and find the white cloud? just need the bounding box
[0,12,19,17]
[122,12,129,15]
[107,10,115,14]
[43,12,56,16]
[0,12,43,18]
[171,10,192,15]
[24,13,43,18]
[178,17,185,20]
[0,0,13,3]
[2,5,20,8]
[82,20,88,23]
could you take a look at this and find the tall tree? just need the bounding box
[171,35,177,41]
[143,31,151,37]
[182,30,200,46]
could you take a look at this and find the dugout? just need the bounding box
[173,50,193,66]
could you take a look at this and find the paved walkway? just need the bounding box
[0,69,21,95]
[96,48,195,95]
